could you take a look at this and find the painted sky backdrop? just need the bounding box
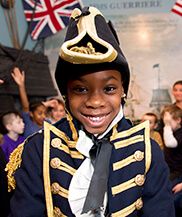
[0,0,176,49]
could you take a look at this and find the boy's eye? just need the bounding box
[104,86,116,93]
[73,87,87,93]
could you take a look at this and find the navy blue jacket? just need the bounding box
[8,117,175,217]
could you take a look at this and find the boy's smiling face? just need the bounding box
[67,69,124,134]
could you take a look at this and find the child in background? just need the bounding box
[11,67,57,138]
[141,112,164,150]
[162,104,182,179]
[0,111,25,162]
[161,104,182,217]
[12,68,47,138]
[172,80,182,110]
[46,98,66,124]
[7,6,175,217]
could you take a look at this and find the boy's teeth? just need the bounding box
[88,116,104,122]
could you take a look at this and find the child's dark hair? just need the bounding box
[161,105,182,125]
[173,80,182,88]
[144,112,158,124]
[0,110,22,134]
[46,98,65,114]
[29,101,45,113]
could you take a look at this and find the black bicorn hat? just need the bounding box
[55,6,130,96]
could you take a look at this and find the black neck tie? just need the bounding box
[82,136,112,215]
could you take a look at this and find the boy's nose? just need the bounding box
[85,92,105,108]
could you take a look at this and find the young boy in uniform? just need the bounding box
[7,6,175,217]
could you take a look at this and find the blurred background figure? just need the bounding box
[162,105,182,155]
[0,79,4,84]
[172,81,182,110]
[161,104,182,217]
[12,67,47,138]
[141,112,164,150]
[11,67,65,138]
[157,80,182,142]
[0,111,25,162]
[46,98,66,124]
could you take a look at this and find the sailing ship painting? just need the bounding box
[124,64,172,122]
[150,64,172,114]
[124,67,147,123]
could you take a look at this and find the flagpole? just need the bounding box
[77,0,84,8]
[158,64,160,91]
[20,0,38,50]
[152,64,161,113]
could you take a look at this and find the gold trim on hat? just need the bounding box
[60,7,118,64]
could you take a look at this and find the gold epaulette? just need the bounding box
[5,142,25,192]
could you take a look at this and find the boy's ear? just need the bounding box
[121,86,125,98]
[6,123,12,132]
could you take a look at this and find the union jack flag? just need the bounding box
[23,0,82,40]
[171,0,182,17]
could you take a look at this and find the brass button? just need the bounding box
[50,158,61,169]
[53,207,61,217]
[135,174,145,186]
[135,198,143,210]
[134,150,144,161]
[51,138,62,148]
[51,182,60,194]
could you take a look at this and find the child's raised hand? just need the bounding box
[163,112,173,126]
[0,79,4,84]
[43,99,59,108]
[11,67,25,87]
[172,183,182,194]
